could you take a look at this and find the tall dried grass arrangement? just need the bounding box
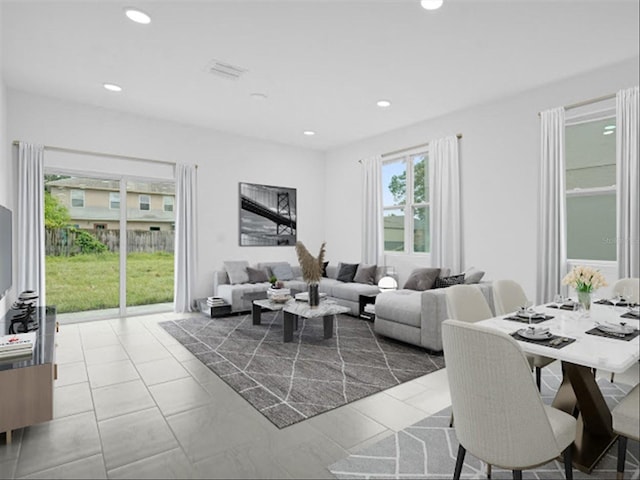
[295,241,326,284]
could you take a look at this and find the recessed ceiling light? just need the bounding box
[421,0,444,11]
[377,100,392,108]
[604,125,616,130]
[250,93,268,100]
[603,130,614,136]
[103,83,122,92]
[303,130,316,136]
[124,7,151,24]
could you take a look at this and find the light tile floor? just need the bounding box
[1,311,638,479]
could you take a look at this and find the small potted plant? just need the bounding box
[269,275,278,288]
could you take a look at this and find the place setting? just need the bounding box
[586,320,640,341]
[510,325,576,349]
[504,301,554,325]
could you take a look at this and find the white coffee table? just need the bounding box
[282,300,349,342]
[252,298,288,326]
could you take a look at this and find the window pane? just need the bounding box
[567,193,616,261]
[139,195,150,211]
[70,190,84,208]
[412,155,428,204]
[384,209,404,252]
[109,192,120,210]
[163,196,174,212]
[413,206,430,253]
[566,118,616,190]
[382,160,406,207]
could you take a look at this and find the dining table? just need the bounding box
[476,301,639,474]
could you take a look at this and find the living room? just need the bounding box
[0,1,639,479]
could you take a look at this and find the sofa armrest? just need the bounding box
[419,289,449,351]
[213,270,229,296]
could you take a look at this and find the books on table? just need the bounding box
[294,292,328,302]
[206,296,227,307]
[0,331,36,360]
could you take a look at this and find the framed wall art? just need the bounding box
[239,182,297,246]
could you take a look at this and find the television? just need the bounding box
[0,204,12,301]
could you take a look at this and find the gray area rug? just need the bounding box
[329,364,639,479]
[159,312,444,428]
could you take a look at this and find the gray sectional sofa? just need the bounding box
[213,262,381,315]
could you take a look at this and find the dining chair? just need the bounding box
[442,319,576,480]
[609,277,639,382]
[612,384,639,480]
[445,284,493,322]
[492,279,555,390]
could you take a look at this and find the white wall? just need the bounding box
[324,58,639,298]
[7,89,326,303]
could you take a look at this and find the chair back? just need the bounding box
[493,279,528,315]
[442,319,563,468]
[612,278,640,304]
[446,284,493,322]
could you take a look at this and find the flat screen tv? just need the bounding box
[0,204,12,300]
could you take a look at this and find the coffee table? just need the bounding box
[282,300,350,343]
[252,298,288,326]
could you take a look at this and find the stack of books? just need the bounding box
[206,297,226,307]
[0,332,36,361]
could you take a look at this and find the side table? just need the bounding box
[359,294,377,321]
[196,298,232,318]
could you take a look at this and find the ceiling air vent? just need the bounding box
[205,59,247,80]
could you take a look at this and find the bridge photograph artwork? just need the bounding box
[239,182,297,246]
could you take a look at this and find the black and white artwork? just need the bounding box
[239,182,297,246]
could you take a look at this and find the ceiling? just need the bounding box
[1,0,638,151]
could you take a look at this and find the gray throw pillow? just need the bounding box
[464,267,485,284]
[353,264,377,285]
[246,266,269,284]
[224,260,250,285]
[434,273,466,289]
[271,263,294,281]
[336,262,359,283]
[403,268,441,291]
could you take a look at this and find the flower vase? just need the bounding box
[577,290,592,315]
[308,283,320,307]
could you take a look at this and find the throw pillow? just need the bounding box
[434,273,466,289]
[336,262,359,283]
[321,261,329,278]
[438,268,451,278]
[224,260,250,285]
[403,268,441,291]
[246,266,269,284]
[353,264,377,285]
[271,263,294,281]
[464,266,485,284]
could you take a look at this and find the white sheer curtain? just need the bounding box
[536,107,566,304]
[17,142,46,305]
[430,136,461,272]
[361,155,384,265]
[174,164,197,313]
[616,86,639,279]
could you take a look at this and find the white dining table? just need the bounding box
[477,303,640,474]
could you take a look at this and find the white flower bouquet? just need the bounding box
[562,265,608,293]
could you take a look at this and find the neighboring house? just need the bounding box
[46,177,175,231]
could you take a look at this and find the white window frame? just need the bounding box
[382,150,430,255]
[70,189,84,208]
[109,192,120,210]
[139,194,150,211]
[163,196,174,212]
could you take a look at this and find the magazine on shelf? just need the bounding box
[0,331,36,360]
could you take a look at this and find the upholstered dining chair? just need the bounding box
[612,384,640,480]
[612,277,640,304]
[492,279,555,390]
[445,284,493,322]
[442,319,576,480]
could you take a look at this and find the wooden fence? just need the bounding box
[46,228,175,256]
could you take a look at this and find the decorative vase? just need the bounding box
[577,290,592,313]
[308,283,320,307]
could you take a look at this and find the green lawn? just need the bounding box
[46,252,174,313]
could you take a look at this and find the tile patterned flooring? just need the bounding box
[2,311,638,479]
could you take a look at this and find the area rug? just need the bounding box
[329,364,639,479]
[159,312,444,428]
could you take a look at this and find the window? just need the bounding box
[566,116,616,261]
[139,195,150,211]
[149,226,161,231]
[94,223,106,230]
[382,153,429,253]
[163,196,174,212]
[70,189,84,208]
[109,192,120,210]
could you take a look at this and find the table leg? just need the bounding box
[323,315,334,339]
[552,361,617,473]
[5,430,11,445]
[283,311,295,342]
[252,303,262,325]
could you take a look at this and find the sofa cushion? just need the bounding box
[404,268,441,291]
[330,282,381,303]
[246,266,269,284]
[271,263,295,281]
[464,266,485,284]
[434,273,466,289]
[353,264,377,285]
[321,261,329,277]
[224,260,250,285]
[336,262,359,282]
[375,290,423,328]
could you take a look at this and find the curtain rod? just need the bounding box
[12,141,198,169]
[358,134,462,163]
[538,92,616,117]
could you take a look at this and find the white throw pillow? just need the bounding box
[224,260,250,284]
[463,266,485,284]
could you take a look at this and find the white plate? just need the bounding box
[516,312,545,320]
[596,323,635,335]
[517,328,552,340]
